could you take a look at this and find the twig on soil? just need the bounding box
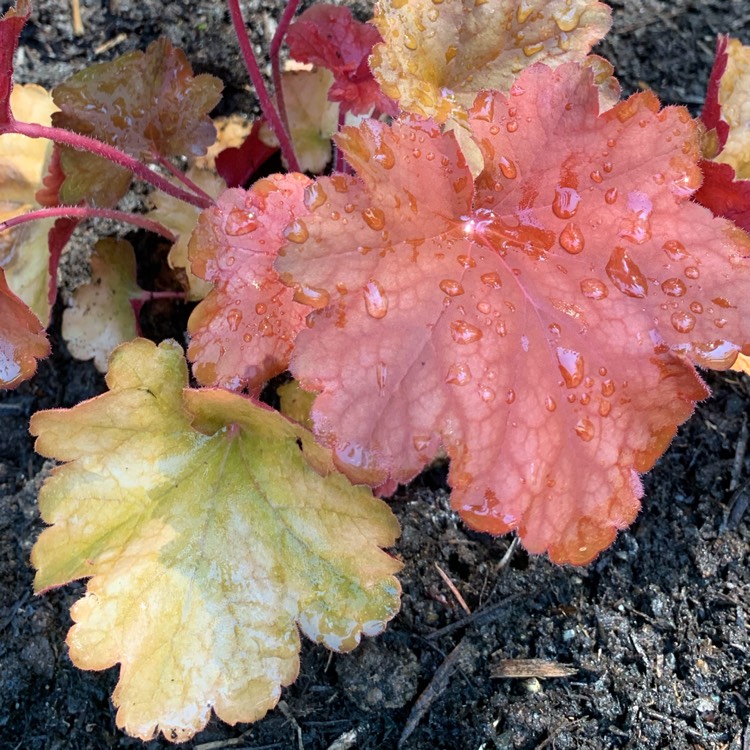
[70,0,84,36]
[435,562,471,615]
[325,724,369,750]
[533,717,588,750]
[730,414,749,492]
[398,638,470,749]
[426,591,525,641]
[278,700,305,750]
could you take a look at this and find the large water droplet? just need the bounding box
[559,222,585,254]
[575,418,595,442]
[618,191,653,244]
[661,278,686,297]
[303,183,327,211]
[479,384,496,402]
[606,246,648,298]
[556,347,584,388]
[552,186,581,219]
[255,302,267,315]
[689,340,739,369]
[671,311,696,333]
[374,141,396,169]
[363,279,388,319]
[480,271,503,288]
[604,187,618,204]
[601,379,616,397]
[451,320,483,344]
[439,279,465,297]
[362,207,386,231]
[580,278,608,300]
[498,156,518,179]
[663,239,689,261]
[294,284,330,309]
[225,207,258,236]
[227,309,243,331]
[523,41,545,57]
[446,362,472,385]
[553,4,583,31]
[516,0,533,23]
[284,219,310,244]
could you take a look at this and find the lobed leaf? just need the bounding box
[187,175,311,392]
[277,63,750,564]
[0,266,49,388]
[61,238,143,372]
[0,0,30,125]
[286,4,396,116]
[51,38,223,206]
[370,0,612,122]
[694,160,750,233]
[31,338,401,742]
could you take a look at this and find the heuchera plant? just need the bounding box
[2,0,750,741]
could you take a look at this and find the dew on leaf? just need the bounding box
[303,183,327,211]
[618,192,653,244]
[362,207,386,231]
[690,302,703,314]
[516,0,533,23]
[294,284,330,309]
[712,297,735,309]
[689,340,739,369]
[374,142,396,169]
[606,246,648,298]
[506,121,519,133]
[661,278,686,297]
[439,279,465,297]
[559,222,585,254]
[505,388,516,404]
[227,309,243,332]
[242,333,253,343]
[670,311,696,333]
[446,362,472,385]
[476,301,491,314]
[599,400,612,417]
[604,187,618,204]
[450,320,483,344]
[376,361,387,394]
[552,186,581,220]
[284,220,310,244]
[684,266,700,280]
[225,207,258,236]
[662,239,689,261]
[479,385,496,402]
[556,347,584,388]
[498,156,518,180]
[255,303,267,315]
[590,170,603,184]
[553,5,583,32]
[413,435,430,452]
[523,42,545,57]
[714,318,728,329]
[575,418,595,442]
[480,271,503,288]
[545,396,556,412]
[580,278,608,300]
[445,45,457,63]
[363,279,388,319]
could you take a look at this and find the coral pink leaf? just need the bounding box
[694,159,750,232]
[277,63,750,565]
[701,35,730,150]
[215,119,278,189]
[0,267,49,388]
[187,175,312,392]
[0,0,30,125]
[286,4,395,116]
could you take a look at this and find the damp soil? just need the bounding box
[2,1,750,749]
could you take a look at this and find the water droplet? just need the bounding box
[552,186,581,219]
[523,41,545,57]
[556,347,584,388]
[506,121,519,133]
[480,271,502,288]
[689,340,739,369]
[618,191,653,244]
[413,435,430,452]
[476,301,491,314]
[575,418,595,442]
[445,45,457,62]
[516,0,533,23]
[374,141,396,169]
[363,279,388,319]
[284,219,309,243]
[604,187,618,204]
[684,266,700,280]
[662,239,689,261]
[258,319,273,337]
[227,309,242,331]
[606,246,648,298]
[671,311,696,333]
[376,361,387,394]
[446,362,472,385]
[545,396,557,412]
[498,156,517,179]
[553,4,583,31]
[590,170,603,184]
[303,183,327,211]
[661,278,686,297]
[242,332,253,343]
[456,254,476,269]
[362,207,386,231]
[559,222,585,254]
[255,302,267,315]
[404,34,418,50]
[225,207,258,235]
[580,278,608,300]
[690,301,703,314]
[505,388,516,404]
[714,318,728,329]
[294,285,330,309]
[439,279,465,297]
[599,400,612,417]
[451,320,483,344]
[601,379,615,397]
[548,323,561,337]
[479,384,496,402]
[603,161,613,173]
[713,297,735,309]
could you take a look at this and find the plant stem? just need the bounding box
[0,206,177,242]
[155,154,214,203]
[227,0,301,172]
[1,120,212,209]
[270,0,301,137]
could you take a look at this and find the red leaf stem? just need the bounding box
[270,0,301,137]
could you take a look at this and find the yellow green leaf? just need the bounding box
[371,0,612,122]
[30,339,401,742]
[61,238,142,372]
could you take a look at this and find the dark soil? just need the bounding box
[2,1,750,749]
